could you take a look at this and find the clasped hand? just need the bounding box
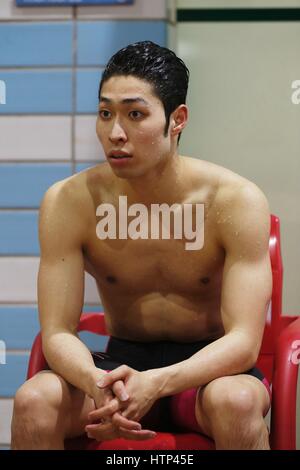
[85,366,158,441]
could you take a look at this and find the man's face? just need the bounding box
[96,75,172,179]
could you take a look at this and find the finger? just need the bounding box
[88,409,111,424]
[118,427,157,441]
[85,422,118,441]
[89,399,119,421]
[97,365,130,389]
[112,411,140,429]
[86,425,155,442]
[102,388,114,406]
[112,380,129,402]
[85,421,111,434]
[111,412,141,431]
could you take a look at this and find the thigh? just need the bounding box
[18,370,96,439]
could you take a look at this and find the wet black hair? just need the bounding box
[98,41,189,143]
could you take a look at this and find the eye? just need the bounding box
[99,109,111,119]
[129,110,144,120]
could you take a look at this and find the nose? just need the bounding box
[109,120,127,143]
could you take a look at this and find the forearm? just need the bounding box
[42,330,106,397]
[151,331,258,398]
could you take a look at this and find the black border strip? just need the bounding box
[177,8,300,22]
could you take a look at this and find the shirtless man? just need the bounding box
[11,41,272,450]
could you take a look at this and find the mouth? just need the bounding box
[108,151,132,160]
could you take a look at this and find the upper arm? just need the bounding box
[38,181,85,339]
[218,183,272,357]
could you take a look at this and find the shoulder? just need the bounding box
[183,155,270,255]
[217,172,270,216]
[216,175,270,256]
[39,163,111,240]
[40,162,110,213]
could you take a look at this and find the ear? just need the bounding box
[170,104,188,137]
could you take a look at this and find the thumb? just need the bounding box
[112,380,129,402]
[96,370,115,388]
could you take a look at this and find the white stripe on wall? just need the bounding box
[0,399,13,445]
[84,271,101,304]
[0,257,100,304]
[75,115,105,162]
[0,116,72,161]
[0,258,39,303]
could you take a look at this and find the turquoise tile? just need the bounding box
[0,354,29,397]
[0,22,73,67]
[75,163,97,173]
[0,212,39,255]
[76,69,102,113]
[0,71,72,114]
[0,306,105,350]
[77,20,166,66]
[0,164,72,208]
[0,307,40,350]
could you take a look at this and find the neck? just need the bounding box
[121,152,186,205]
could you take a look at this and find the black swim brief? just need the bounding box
[91,336,270,433]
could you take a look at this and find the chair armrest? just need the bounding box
[27,312,107,380]
[270,316,300,449]
[27,333,48,379]
[77,312,107,335]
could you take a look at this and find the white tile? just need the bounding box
[0,0,72,20]
[0,116,71,161]
[0,399,13,445]
[0,257,101,304]
[0,258,39,303]
[75,115,105,162]
[77,0,166,19]
[84,271,101,304]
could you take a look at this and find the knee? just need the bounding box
[14,383,47,418]
[13,380,63,437]
[202,379,258,420]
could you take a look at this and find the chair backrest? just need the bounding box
[257,214,283,382]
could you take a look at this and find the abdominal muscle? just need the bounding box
[100,290,224,343]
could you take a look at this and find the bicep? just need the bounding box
[221,253,272,342]
[38,185,85,337]
[219,185,272,350]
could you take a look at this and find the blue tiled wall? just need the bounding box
[0,22,73,66]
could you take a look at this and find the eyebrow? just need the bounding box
[99,96,149,106]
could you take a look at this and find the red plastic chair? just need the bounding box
[27,215,300,450]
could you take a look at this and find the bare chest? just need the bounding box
[83,221,224,296]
